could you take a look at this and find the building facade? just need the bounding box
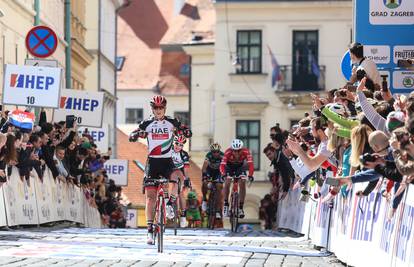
[85,0,124,154]
[0,0,66,94]
[185,0,352,221]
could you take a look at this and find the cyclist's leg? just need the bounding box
[239,177,247,209]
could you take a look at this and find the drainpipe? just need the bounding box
[34,0,40,25]
[114,0,131,157]
[64,0,71,88]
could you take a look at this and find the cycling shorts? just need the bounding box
[224,163,247,179]
[204,167,223,183]
[144,157,174,188]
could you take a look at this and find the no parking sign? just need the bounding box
[25,26,58,58]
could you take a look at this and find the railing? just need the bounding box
[279,65,326,91]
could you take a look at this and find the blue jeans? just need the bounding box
[351,169,382,183]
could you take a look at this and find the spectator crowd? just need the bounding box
[261,43,414,229]
[0,108,128,228]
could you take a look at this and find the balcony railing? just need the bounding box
[278,65,326,91]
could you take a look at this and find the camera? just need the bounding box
[356,68,367,81]
[360,153,378,165]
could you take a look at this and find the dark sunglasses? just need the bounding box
[153,106,165,110]
[174,142,184,147]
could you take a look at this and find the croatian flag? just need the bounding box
[267,45,282,88]
[8,110,35,130]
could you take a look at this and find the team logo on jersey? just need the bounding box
[151,127,169,140]
[150,138,173,156]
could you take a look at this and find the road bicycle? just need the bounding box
[228,175,242,233]
[152,177,169,253]
[206,178,219,229]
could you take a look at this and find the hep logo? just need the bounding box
[10,74,54,90]
[383,0,401,9]
[60,97,99,111]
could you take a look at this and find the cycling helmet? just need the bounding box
[187,191,197,200]
[325,103,348,117]
[174,135,187,144]
[150,95,167,108]
[210,142,221,152]
[231,139,243,150]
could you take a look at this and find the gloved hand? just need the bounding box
[184,178,191,188]
[129,133,138,142]
[248,176,254,183]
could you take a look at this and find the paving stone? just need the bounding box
[251,253,269,259]
[151,262,174,267]
[3,258,46,267]
[129,261,157,267]
[245,259,266,267]
[186,263,207,267]
[46,259,84,267]
[0,258,23,265]
[172,262,190,267]
[93,259,122,267]
[264,255,285,267]
[111,260,140,267]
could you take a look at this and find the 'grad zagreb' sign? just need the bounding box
[2,64,61,108]
[104,159,129,186]
[355,0,414,93]
[53,89,104,127]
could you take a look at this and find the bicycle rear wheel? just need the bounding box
[157,195,164,253]
[207,189,216,229]
[230,192,239,233]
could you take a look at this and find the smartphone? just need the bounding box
[398,59,413,69]
[66,115,75,128]
[381,74,388,92]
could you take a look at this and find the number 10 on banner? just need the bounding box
[2,64,62,108]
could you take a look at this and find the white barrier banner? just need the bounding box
[277,188,309,235]
[104,159,129,186]
[0,186,7,227]
[2,168,39,226]
[50,178,67,221]
[2,64,61,108]
[78,124,109,153]
[53,89,104,127]
[34,170,54,224]
[126,209,137,228]
[65,184,83,223]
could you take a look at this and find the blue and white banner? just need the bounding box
[78,124,109,153]
[355,0,414,93]
[104,159,129,186]
[53,89,104,127]
[2,64,62,108]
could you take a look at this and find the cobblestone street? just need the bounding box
[0,225,344,267]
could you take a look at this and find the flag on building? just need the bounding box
[267,45,282,88]
[309,49,320,78]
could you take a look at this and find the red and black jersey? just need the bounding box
[220,148,254,177]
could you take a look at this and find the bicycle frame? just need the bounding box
[152,178,168,253]
[229,175,242,233]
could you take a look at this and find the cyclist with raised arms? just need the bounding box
[201,143,224,219]
[129,95,191,245]
[220,139,254,219]
[171,135,191,227]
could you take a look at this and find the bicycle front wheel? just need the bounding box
[230,192,239,233]
[158,195,164,253]
[207,189,216,229]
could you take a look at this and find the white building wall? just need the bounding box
[187,1,352,221]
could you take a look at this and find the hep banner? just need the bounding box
[78,124,109,153]
[2,64,62,108]
[104,159,129,186]
[53,89,104,127]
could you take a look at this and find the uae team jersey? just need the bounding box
[138,116,184,158]
[172,150,190,169]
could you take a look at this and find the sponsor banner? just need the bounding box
[104,159,129,186]
[78,124,109,153]
[276,188,309,235]
[2,64,61,108]
[364,45,391,64]
[393,71,414,90]
[356,0,414,93]
[34,169,55,224]
[393,45,414,63]
[65,184,83,223]
[53,89,104,127]
[126,209,137,228]
[2,168,39,226]
[0,186,7,227]
[369,0,414,25]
